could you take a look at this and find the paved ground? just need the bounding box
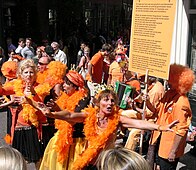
[0,109,195,170]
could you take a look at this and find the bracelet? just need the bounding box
[157,125,161,131]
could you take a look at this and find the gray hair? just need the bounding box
[0,146,27,170]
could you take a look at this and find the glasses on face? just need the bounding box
[38,62,48,65]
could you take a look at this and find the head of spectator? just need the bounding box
[80,41,86,50]
[37,56,50,73]
[45,45,54,56]
[51,42,60,53]
[0,146,27,170]
[8,50,16,60]
[96,147,151,170]
[84,46,90,57]
[44,45,54,61]
[18,38,25,48]
[115,49,127,68]
[36,46,45,59]
[6,37,14,46]
[100,43,113,57]
[25,38,32,48]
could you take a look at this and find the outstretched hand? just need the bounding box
[46,99,61,111]
[37,102,53,117]
[159,120,179,132]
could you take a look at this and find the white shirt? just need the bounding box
[54,49,67,64]
[15,46,23,54]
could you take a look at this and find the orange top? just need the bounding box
[146,81,165,118]
[150,90,192,159]
[86,51,104,83]
[126,79,141,92]
[109,61,124,86]
[0,80,46,127]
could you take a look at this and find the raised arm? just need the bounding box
[36,102,87,123]
[120,115,178,131]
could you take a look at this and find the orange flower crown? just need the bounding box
[93,84,114,99]
[168,64,195,94]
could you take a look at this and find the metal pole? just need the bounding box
[139,69,149,155]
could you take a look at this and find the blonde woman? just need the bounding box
[96,147,151,170]
[0,59,46,166]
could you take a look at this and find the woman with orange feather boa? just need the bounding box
[0,59,66,168]
[39,70,90,170]
[37,87,178,170]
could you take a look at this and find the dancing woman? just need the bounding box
[39,70,90,170]
[38,89,178,170]
[0,59,48,165]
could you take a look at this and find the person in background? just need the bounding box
[44,45,55,61]
[6,37,16,52]
[7,50,16,61]
[86,43,112,102]
[37,56,50,77]
[107,49,128,86]
[0,46,6,84]
[76,41,86,66]
[51,42,67,64]
[77,46,90,79]
[87,43,112,84]
[15,38,25,55]
[21,38,35,59]
[102,51,115,84]
[0,146,27,170]
[33,46,45,65]
[96,147,151,170]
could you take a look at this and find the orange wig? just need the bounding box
[168,64,195,95]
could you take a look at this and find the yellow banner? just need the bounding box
[129,0,176,79]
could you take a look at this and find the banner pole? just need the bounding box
[139,69,149,155]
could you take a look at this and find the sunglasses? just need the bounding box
[38,62,48,65]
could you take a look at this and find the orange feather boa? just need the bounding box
[10,79,51,127]
[72,106,120,170]
[54,89,87,163]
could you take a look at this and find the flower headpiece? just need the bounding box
[94,84,114,98]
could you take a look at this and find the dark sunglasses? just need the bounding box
[38,62,48,65]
